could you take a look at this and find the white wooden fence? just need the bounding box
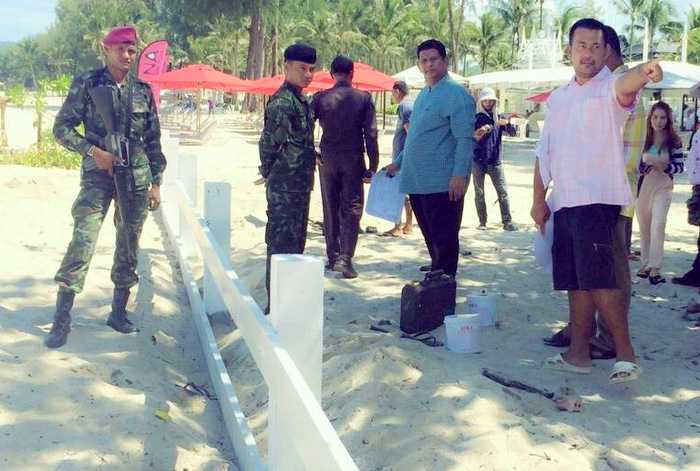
[159,135,358,471]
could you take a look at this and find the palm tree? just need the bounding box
[471,13,505,72]
[690,6,700,30]
[366,0,407,71]
[688,7,700,63]
[447,0,469,72]
[295,9,342,66]
[553,5,581,47]
[495,0,537,63]
[16,38,40,87]
[642,0,677,47]
[614,0,648,59]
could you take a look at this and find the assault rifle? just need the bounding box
[87,86,132,256]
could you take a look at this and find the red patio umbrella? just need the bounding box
[147,64,249,91]
[147,64,249,132]
[239,74,328,96]
[243,63,395,96]
[312,62,395,91]
[525,90,553,103]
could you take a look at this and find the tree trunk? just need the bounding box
[233,31,240,77]
[271,4,279,76]
[245,0,264,111]
[629,13,636,61]
[447,0,457,72]
[452,0,467,74]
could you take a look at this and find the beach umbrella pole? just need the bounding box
[197,88,202,135]
[382,91,386,130]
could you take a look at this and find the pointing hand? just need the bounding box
[640,58,663,83]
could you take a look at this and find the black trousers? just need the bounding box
[409,192,465,277]
[692,230,700,271]
[319,155,365,261]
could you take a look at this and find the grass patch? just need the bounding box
[0,133,81,169]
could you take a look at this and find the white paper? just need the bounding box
[533,213,554,273]
[365,170,406,223]
[534,191,555,273]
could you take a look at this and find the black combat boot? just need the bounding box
[107,288,138,334]
[333,256,358,279]
[45,289,75,349]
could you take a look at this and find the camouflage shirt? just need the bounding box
[53,67,167,186]
[259,81,316,193]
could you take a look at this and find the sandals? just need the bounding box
[649,274,666,285]
[542,327,571,347]
[609,361,642,384]
[543,353,592,374]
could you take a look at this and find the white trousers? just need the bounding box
[637,170,673,270]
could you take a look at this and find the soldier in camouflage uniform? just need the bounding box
[259,44,318,313]
[45,26,166,348]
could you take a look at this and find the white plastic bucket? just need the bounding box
[444,314,481,353]
[467,289,496,327]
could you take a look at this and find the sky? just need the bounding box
[0,0,696,43]
[0,0,57,42]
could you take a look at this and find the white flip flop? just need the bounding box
[609,361,642,384]
[543,353,592,375]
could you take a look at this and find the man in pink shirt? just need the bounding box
[531,18,663,384]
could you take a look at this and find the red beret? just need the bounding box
[103,26,138,46]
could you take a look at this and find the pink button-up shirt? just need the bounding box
[536,66,634,212]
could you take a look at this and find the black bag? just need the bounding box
[400,270,456,334]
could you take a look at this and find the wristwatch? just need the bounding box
[86,146,97,158]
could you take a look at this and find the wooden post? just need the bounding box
[0,97,7,149]
[203,182,231,315]
[268,254,324,471]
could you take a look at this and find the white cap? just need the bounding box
[479,87,498,102]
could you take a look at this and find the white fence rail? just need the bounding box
[159,136,358,471]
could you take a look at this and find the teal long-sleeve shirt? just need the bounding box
[394,75,475,194]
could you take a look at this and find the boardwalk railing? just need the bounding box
[159,134,358,471]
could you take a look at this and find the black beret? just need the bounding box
[284,43,316,64]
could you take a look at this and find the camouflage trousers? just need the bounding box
[55,173,149,293]
[265,188,311,298]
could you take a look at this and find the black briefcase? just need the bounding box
[400,270,456,334]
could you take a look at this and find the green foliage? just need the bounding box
[7,85,27,107]
[49,75,73,96]
[0,132,81,169]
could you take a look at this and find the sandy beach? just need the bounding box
[2,107,700,470]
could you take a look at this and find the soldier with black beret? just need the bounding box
[259,43,317,313]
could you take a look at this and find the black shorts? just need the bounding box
[552,204,620,291]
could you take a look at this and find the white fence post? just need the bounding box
[161,133,180,237]
[178,151,198,258]
[268,254,324,471]
[203,182,231,315]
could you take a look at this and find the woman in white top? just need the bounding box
[636,101,684,284]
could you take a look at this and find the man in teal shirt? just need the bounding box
[387,39,475,276]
